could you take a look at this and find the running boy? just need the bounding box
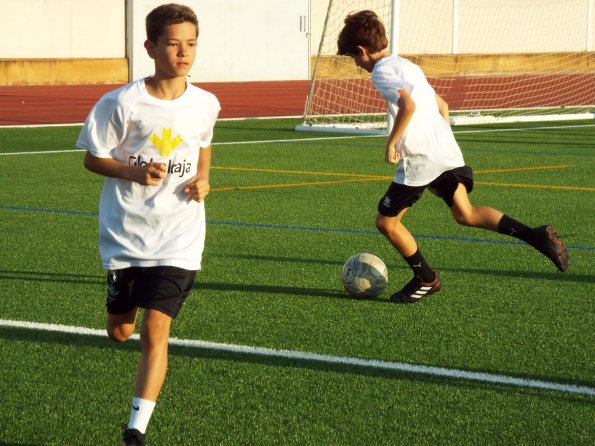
[337,10,568,303]
[77,4,220,445]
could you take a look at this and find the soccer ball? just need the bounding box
[341,253,388,298]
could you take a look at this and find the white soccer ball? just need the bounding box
[341,253,388,298]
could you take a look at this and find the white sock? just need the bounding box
[127,397,156,434]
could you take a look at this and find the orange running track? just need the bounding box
[0,80,310,126]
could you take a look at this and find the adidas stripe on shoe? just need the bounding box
[390,273,442,304]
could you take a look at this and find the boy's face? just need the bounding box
[145,21,198,79]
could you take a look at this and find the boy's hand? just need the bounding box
[184,175,210,202]
[385,145,401,164]
[135,162,167,186]
[83,152,167,185]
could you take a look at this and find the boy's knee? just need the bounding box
[452,209,475,227]
[453,212,468,226]
[108,332,127,343]
[376,215,408,241]
[107,326,133,343]
[138,310,172,348]
[375,214,391,233]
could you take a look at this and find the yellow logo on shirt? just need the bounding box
[149,128,184,157]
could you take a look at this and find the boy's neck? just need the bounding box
[145,76,188,100]
[371,49,391,64]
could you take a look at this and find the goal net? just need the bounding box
[297,0,595,134]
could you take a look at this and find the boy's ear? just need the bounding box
[144,39,156,59]
[355,45,369,57]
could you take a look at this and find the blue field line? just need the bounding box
[0,204,97,217]
[208,220,595,251]
[2,204,593,251]
[462,147,595,157]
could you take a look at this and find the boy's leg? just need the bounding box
[377,184,434,280]
[106,311,148,445]
[449,183,503,231]
[134,309,172,401]
[122,309,171,444]
[449,183,568,271]
[376,209,434,281]
[375,209,441,303]
[107,310,138,342]
[375,208,417,258]
[113,266,195,445]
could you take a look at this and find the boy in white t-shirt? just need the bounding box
[337,10,568,303]
[77,4,220,445]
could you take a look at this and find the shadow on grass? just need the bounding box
[435,265,595,284]
[209,252,347,266]
[0,269,104,286]
[1,325,593,405]
[204,252,594,285]
[194,281,354,300]
[0,442,40,446]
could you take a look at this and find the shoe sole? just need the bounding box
[544,225,569,272]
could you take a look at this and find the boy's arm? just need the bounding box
[435,94,450,123]
[183,145,211,202]
[83,151,166,186]
[385,88,416,164]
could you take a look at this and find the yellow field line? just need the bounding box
[474,164,571,174]
[475,181,595,191]
[211,166,377,178]
[211,164,591,192]
[213,164,570,177]
[212,176,387,191]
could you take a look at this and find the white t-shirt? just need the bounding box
[372,55,465,186]
[77,79,220,270]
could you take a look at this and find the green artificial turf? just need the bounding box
[0,118,593,445]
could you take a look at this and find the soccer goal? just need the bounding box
[296,0,595,134]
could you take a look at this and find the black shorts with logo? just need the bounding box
[106,266,196,318]
[378,166,474,217]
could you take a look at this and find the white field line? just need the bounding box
[1,135,376,156]
[0,116,303,130]
[0,148,87,156]
[1,123,595,157]
[1,319,593,397]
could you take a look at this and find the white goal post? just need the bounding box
[296,0,595,134]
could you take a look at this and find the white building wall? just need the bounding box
[0,0,593,81]
[127,0,310,82]
[0,0,125,58]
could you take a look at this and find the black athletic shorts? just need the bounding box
[106,266,196,318]
[378,166,474,217]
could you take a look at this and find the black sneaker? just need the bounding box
[121,425,145,446]
[390,273,442,304]
[532,225,569,272]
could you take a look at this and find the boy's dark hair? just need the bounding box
[337,10,388,56]
[146,3,198,43]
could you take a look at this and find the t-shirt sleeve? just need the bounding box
[372,65,413,104]
[198,94,221,149]
[76,93,123,158]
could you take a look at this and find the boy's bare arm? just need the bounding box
[435,94,450,123]
[84,151,166,186]
[385,88,416,164]
[183,145,211,202]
